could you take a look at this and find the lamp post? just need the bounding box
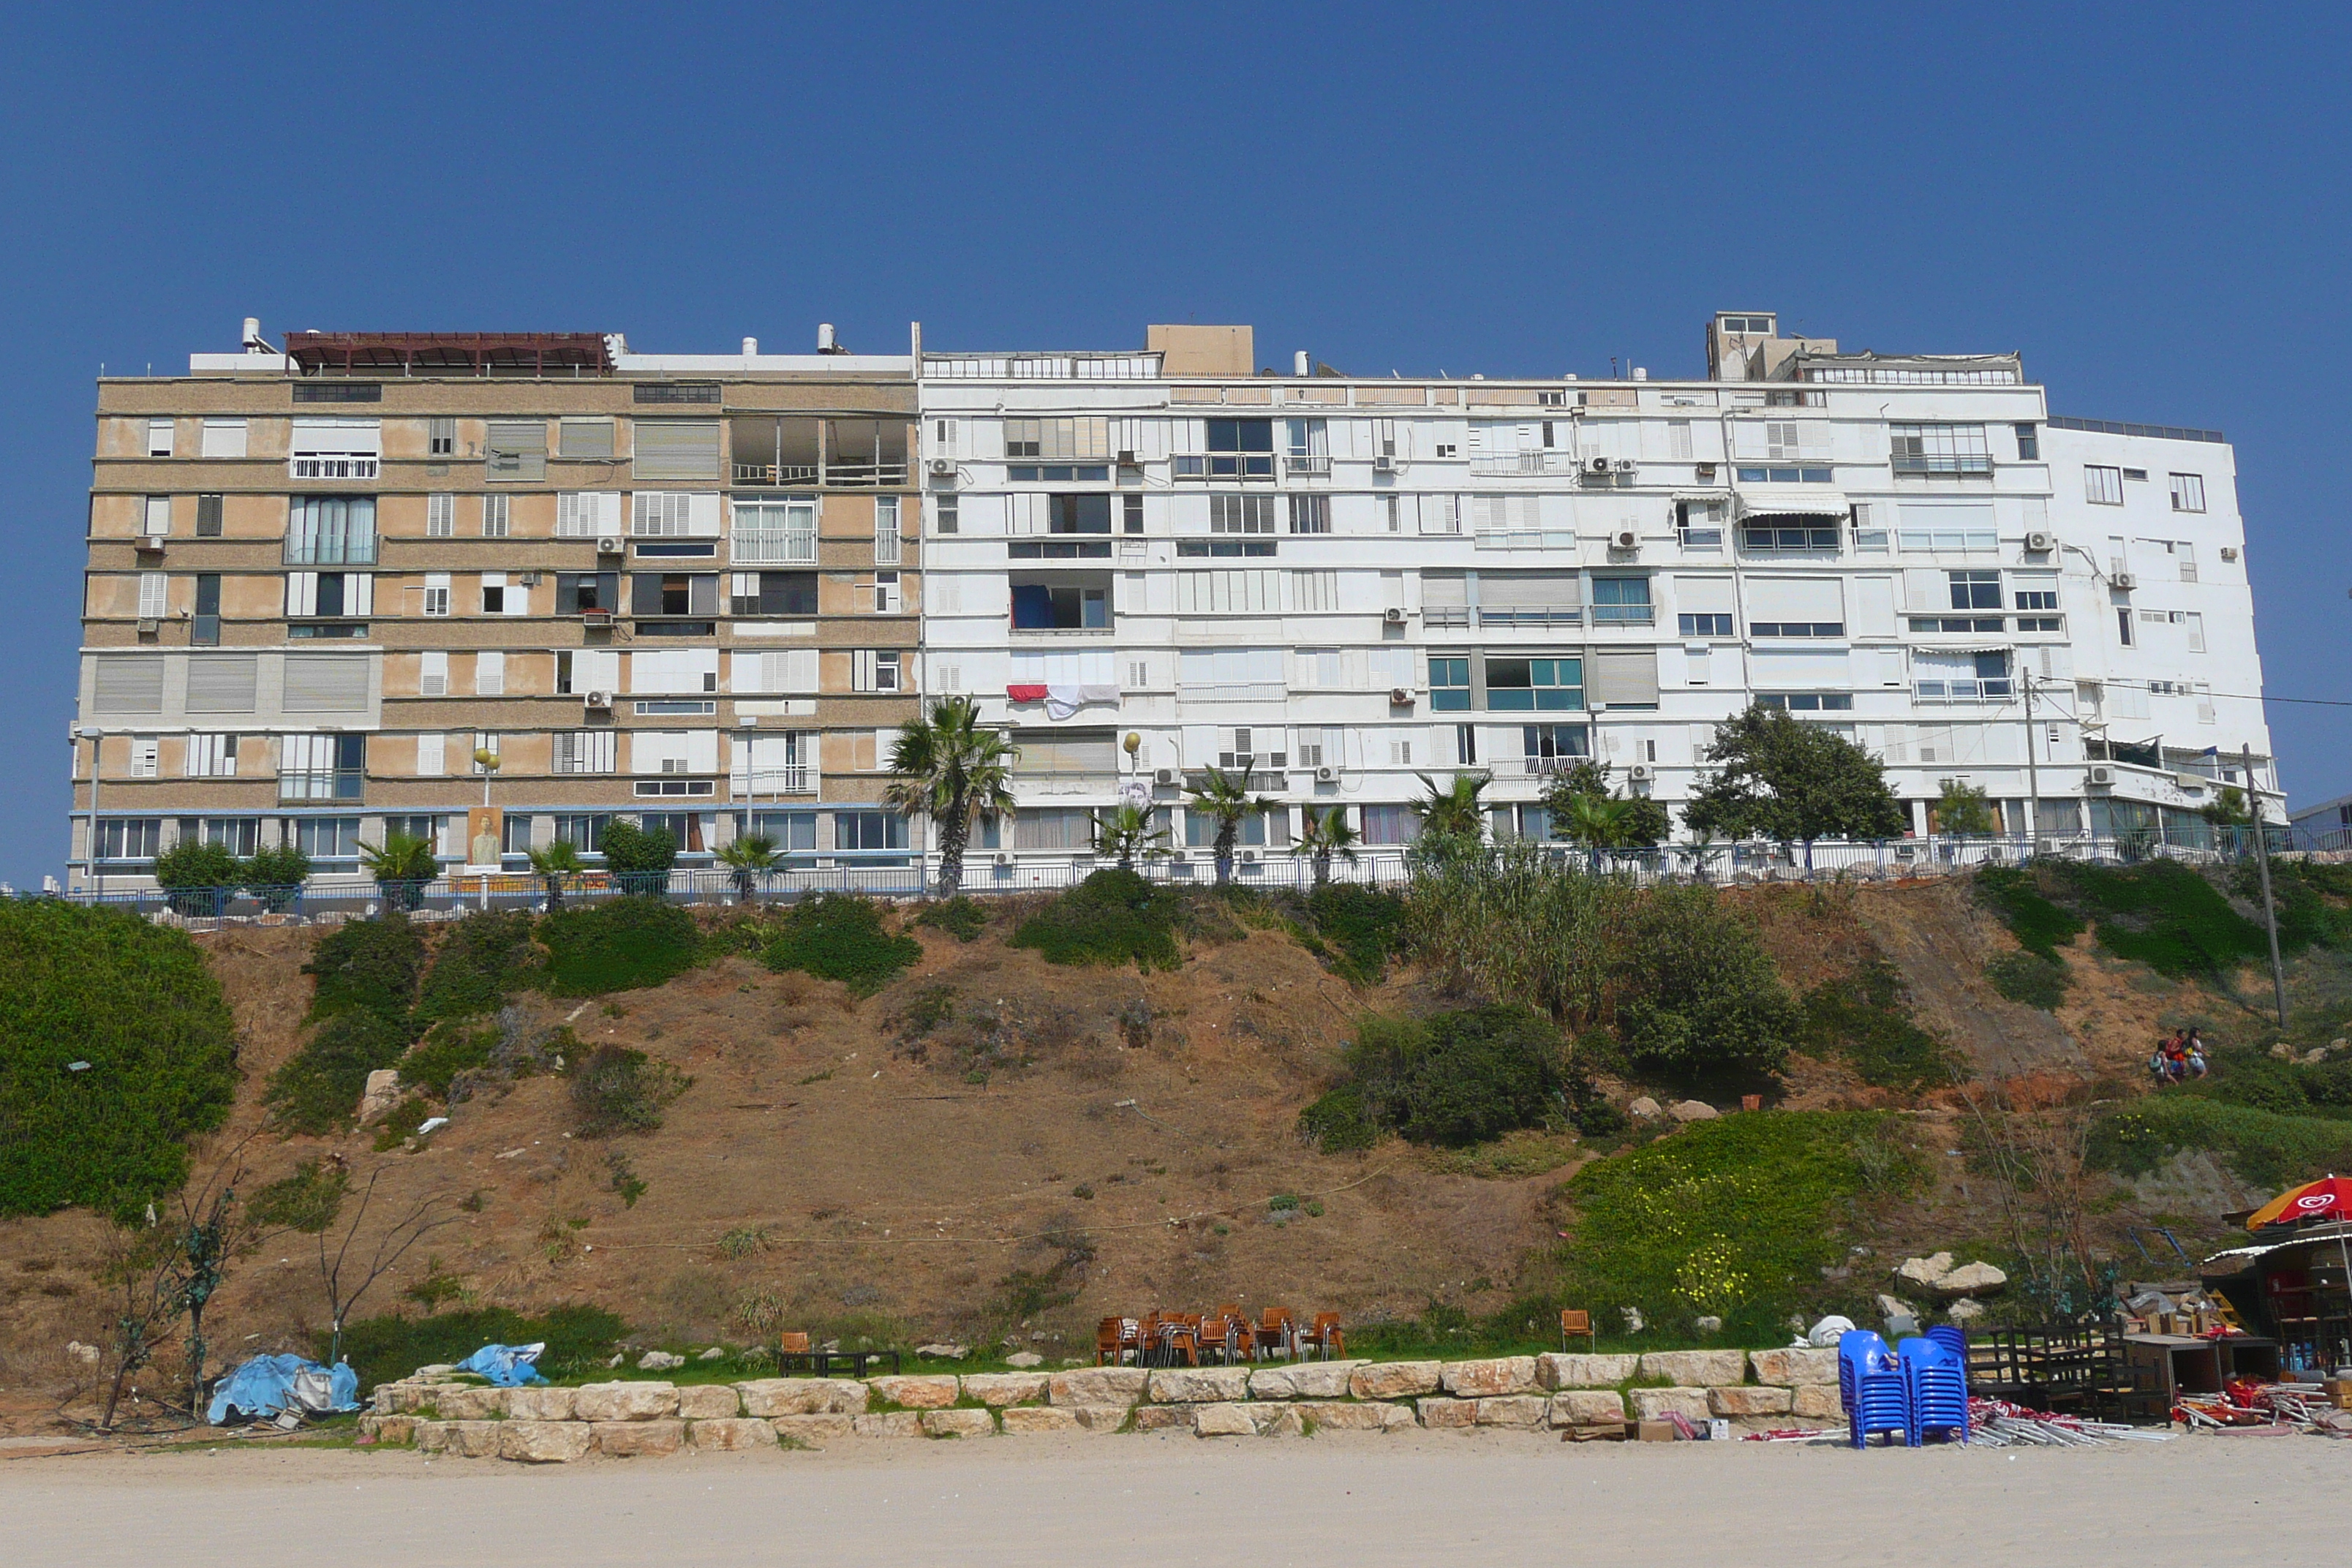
[78,726,104,900]
[472,748,502,910]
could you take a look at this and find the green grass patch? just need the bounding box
[570,1044,691,1136]
[914,897,990,943]
[540,898,706,995]
[1986,951,2071,1011]
[1975,866,2086,959]
[1009,869,1183,970]
[2088,1095,2352,1191]
[1303,1006,1577,1150]
[304,914,427,1023]
[397,1019,501,1099]
[761,894,921,996]
[0,902,239,1221]
[417,911,540,1022]
[1799,960,1961,1089]
[265,919,430,1135]
[332,1304,630,1394]
[1304,883,1408,987]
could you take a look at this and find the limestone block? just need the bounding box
[437,1386,509,1420]
[1254,1404,1305,1436]
[1298,1401,1414,1431]
[919,1408,995,1438]
[1749,1347,1840,1387]
[1248,1360,1363,1400]
[1628,1096,1662,1120]
[852,1412,924,1439]
[1667,1099,1719,1123]
[1938,1262,2008,1297]
[445,1421,505,1459]
[1537,1353,1640,1390]
[1000,1406,1082,1434]
[506,1387,578,1422]
[1441,1357,1539,1398]
[595,1420,685,1458]
[1417,1398,1477,1429]
[1148,1366,1252,1403]
[1708,1386,1793,1417]
[1193,1402,1257,1437]
[690,1418,779,1451]
[1896,1251,1955,1289]
[410,1420,452,1453]
[737,1379,867,1417]
[1047,1366,1150,1406]
[1349,1360,1442,1400]
[1548,1390,1626,1427]
[371,1386,409,1414]
[1629,1387,1711,1422]
[1638,1350,1745,1387]
[1793,1385,1843,1420]
[870,1375,961,1409]
[676,1384,741,1420]
[1131,1405,1197,1432]
[358,1068,404,1123]
[1474,1395,1550,1428]
[962,1373,1052,1407]
[358,1414,418,1445]
[500,1421,593,1463]
[573,1381,679,1422]
[1063,1406,1127,1431]
[772,1414,856,1444]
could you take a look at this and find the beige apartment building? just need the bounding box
[72,324,921,888]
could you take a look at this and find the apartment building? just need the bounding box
[72,323,922,889]
[915,314,2276,877]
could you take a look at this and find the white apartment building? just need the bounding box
[915,314,2276,878]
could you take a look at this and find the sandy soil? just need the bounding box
[1,1431,2330,1566]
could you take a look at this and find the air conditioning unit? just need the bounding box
[1382,606,1408,625]
[2088,764,2115,786]
[1371,454,1396,474]
[2024,531,2055,552]
[1389,686,1414,706]
[992,852,1013,867]
[1613,458,1639,474]
[134,536,165,555]
[584,690,612,709]
[1152,766,1178,786]
[2220,546,2239,562]
[136,617,159,633]
[2111,571,2137,591]
[1240,849,1259,865]
[595,536,623,555]
[1585,456,1614,476]
[1628,763,1655,782]
[1314,764,1339,783]
[1613,529,1640,549]
[1695,462,1718,481]
[1115,450,1139,467]
[518,571,542,586]
[581,608,612,626]
[927,458,956,477]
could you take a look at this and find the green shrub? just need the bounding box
[598,821,678,898]
[2056,860,2269,979]
[762,894,921,996]
[2088,1096,2352,1190]
[570,1044,691,1135]
[1986,950,2070,1011]
[1305,883,1409,987]
[1975,866,2086,959]
[2231,860,2352,952]
[417,911,540,1022]
[1800,961,1961,1089]
[914,898,990,943]
[240,845,312,908]
[1613,886,1798,1077]
[0,902,239,1221]
[265,1009,416,1134]
[152,840,243,913]
[1341,1006,1567,1148]
[304,916,426,1024]
[396,1021,501,1100]
[1009,869,1183,970]
[540,897,704,995]
[1298,1081,1383,1152]
[246,1158,350,1234]
[331,1304,630,1394]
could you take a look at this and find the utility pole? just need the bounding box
[2022,671,2041,857]
[2245,742,2289,1028]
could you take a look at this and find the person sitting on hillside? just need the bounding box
[2151,1030,2188,1085]
[2185,1028,2210,1079]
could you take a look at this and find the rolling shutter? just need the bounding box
[633,422,722,480]
[486,421,548,480]
[559,418,615,459]
[1746,578,1844,622]
[92,655,165,713]
[185,654,259,714]
[282,654,370,712]
[1477,571,1581,611]
[1588,649,1659,708]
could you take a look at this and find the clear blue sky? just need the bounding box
[1,2,2345,886]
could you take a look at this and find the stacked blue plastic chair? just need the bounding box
[1838,1330,1910,1448]
[1898,1336,1970,1444]
[1925,1324,1967,1362]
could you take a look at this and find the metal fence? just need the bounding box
[54,825,2326,932]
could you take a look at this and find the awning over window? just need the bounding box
[1735,487,1850,521]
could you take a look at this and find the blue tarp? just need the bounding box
[206,1354,359,1425]
[455,1342,546,1387]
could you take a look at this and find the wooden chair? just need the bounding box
[1257,1308,1297,1362]
[1560,1309,1597,1354]
[779,1332,815,1375]
[1161,1318,1200,1368]
[1309,1312,1345,1360]
[1197,1316,1237,1365]
[1096,1317,1125,1366]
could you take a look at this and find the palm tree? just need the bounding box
[360,832,439,913]
[881,696,1018,899]
[527,840,586,911]
[1555,791,1633,873]
[1298,804,1360,887]
[1091,804,1168,873]
[717,832,780,904]
[1412,772,1490,844]
[1185,766,1280,886]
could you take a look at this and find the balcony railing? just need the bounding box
[1469,451,1579,477]
[289,456,379,480]
[731,527,817,565]
[823,461,908,488]
[731,461,821,486]
[1478,608,1584,630]
[1589,604,1654,625]
[1914,679,2014,701]
[283,539,377,565]
[1173,454,1276,480]
[1892,454,1994,475]
[733,765,816,796]
[279,769,363,802]
[1284,454,1332,477]
[1489,755,1592,779]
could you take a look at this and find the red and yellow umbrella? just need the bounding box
[2247,1175,2352,1232]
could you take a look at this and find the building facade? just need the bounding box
[916,314,2275,880]
[73,325,922,889]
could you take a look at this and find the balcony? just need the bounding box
[1914,679,2013,701]
[734,765,816,796]
[732,461,821,486]
[1478,608,1583,630]
[1470,451,1580,478]
[822,460,908,488]
[280,769,363,802]
[289,456,379,480]
[1891,454,1994,476]
[1173,454,1276,481]
[1284,454,1332,477]
[1489,755,1591,780]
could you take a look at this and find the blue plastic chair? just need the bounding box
[1926,1324,1967,1361]
[1897,1337,1969,1444]
[1839,1331,1910,1447]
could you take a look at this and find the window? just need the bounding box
[294,818,363,861]
[93,818,163,861]
[1485,656,1583,711]
[1286,418,1330,467]
[1199,418,1274,480]
[2170,472,2206,513]
[1022,540,1118,559]
[935,493,959,535]
[1590,576,1653,624]
[1889,423,1991,475]
[2117,606,2135,645]
[1123,494,1144,535]
[146,418,174,458]
[281,734,364,799]
[421,573,451,618]
[552,813,610,853]
[851,649,901,692]
[1678,500,1726,547]
[554,731,618,774]
[1217,727,1288,772]
[286,496,376,565]
[630,571,719,619]
[1668,421,1694,460]
[481,494,510,538]
[835,810,908,851]
[1004,417,1110,461]
[1735,465,1833,483]
[429,417,456,456]
[1361,804,1418,845]
[559,418,614,460]
[1898,528,1998,552]
[2013,423,2039,461]
[633,383,720,404]
[1948,570,2002,610]
[1294,726,1330,768]
[475,651,505,696]
[2014,587,2059,611]
[1740,523,1839,551]
[192,573,221,645]
[426,494,454,537]
[1914,649,2012,700]
[732,498,816,563]
[728,570,815,617]
[1050,494,1112,534]
[1011,580,1109,629]
[1678,613,1734,636]
[875,496,902,564]
[419,650,448,696]
[138,495,170,538]
[137,572,167,619]
[190,816,261,856]
[293,382,380,404]
[129,737,159,777]
[867,571,902,614]
[2122,467,2147,482]
[1430,655,1471,711]
[485,420,548,481]
[1210,494,1275,535]
[1184,806,1274,849]
[196,494,224,537]
[2084,465,2124,505]
[1523,723,1591,766]
[284,570,373,619]
[746,811,816,853]
[200,418,246,458]
[289,418,381,479]
[1755,693,1854,712]
[1287,494,1330,535]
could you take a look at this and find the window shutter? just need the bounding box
[1422,571,1468,610]
[688,493,723,537]
[1477,571,1581,610]
[559,418,615,459]
[1671,576,1735,614]
[286,573,318,617]
[633,422,722,480]
[200,418,249,458]
[147,418,175,456]
[1589,649,1660,707]
[185,654,260,713]
[137,573,167,619]
[477,651,505,696]
[143,496,172,536]
[485,421,548,480]
[689,574,720,616]
[347,573,374,616]
[282,654,370,712]
[415,732,445,776]
[419,651,448,697]
[92,655,165,713]
[576,649,619,693]
[852,649,877,691]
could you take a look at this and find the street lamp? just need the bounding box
[78,726,105,900]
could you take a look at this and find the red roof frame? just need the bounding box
[284,331,614,376]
